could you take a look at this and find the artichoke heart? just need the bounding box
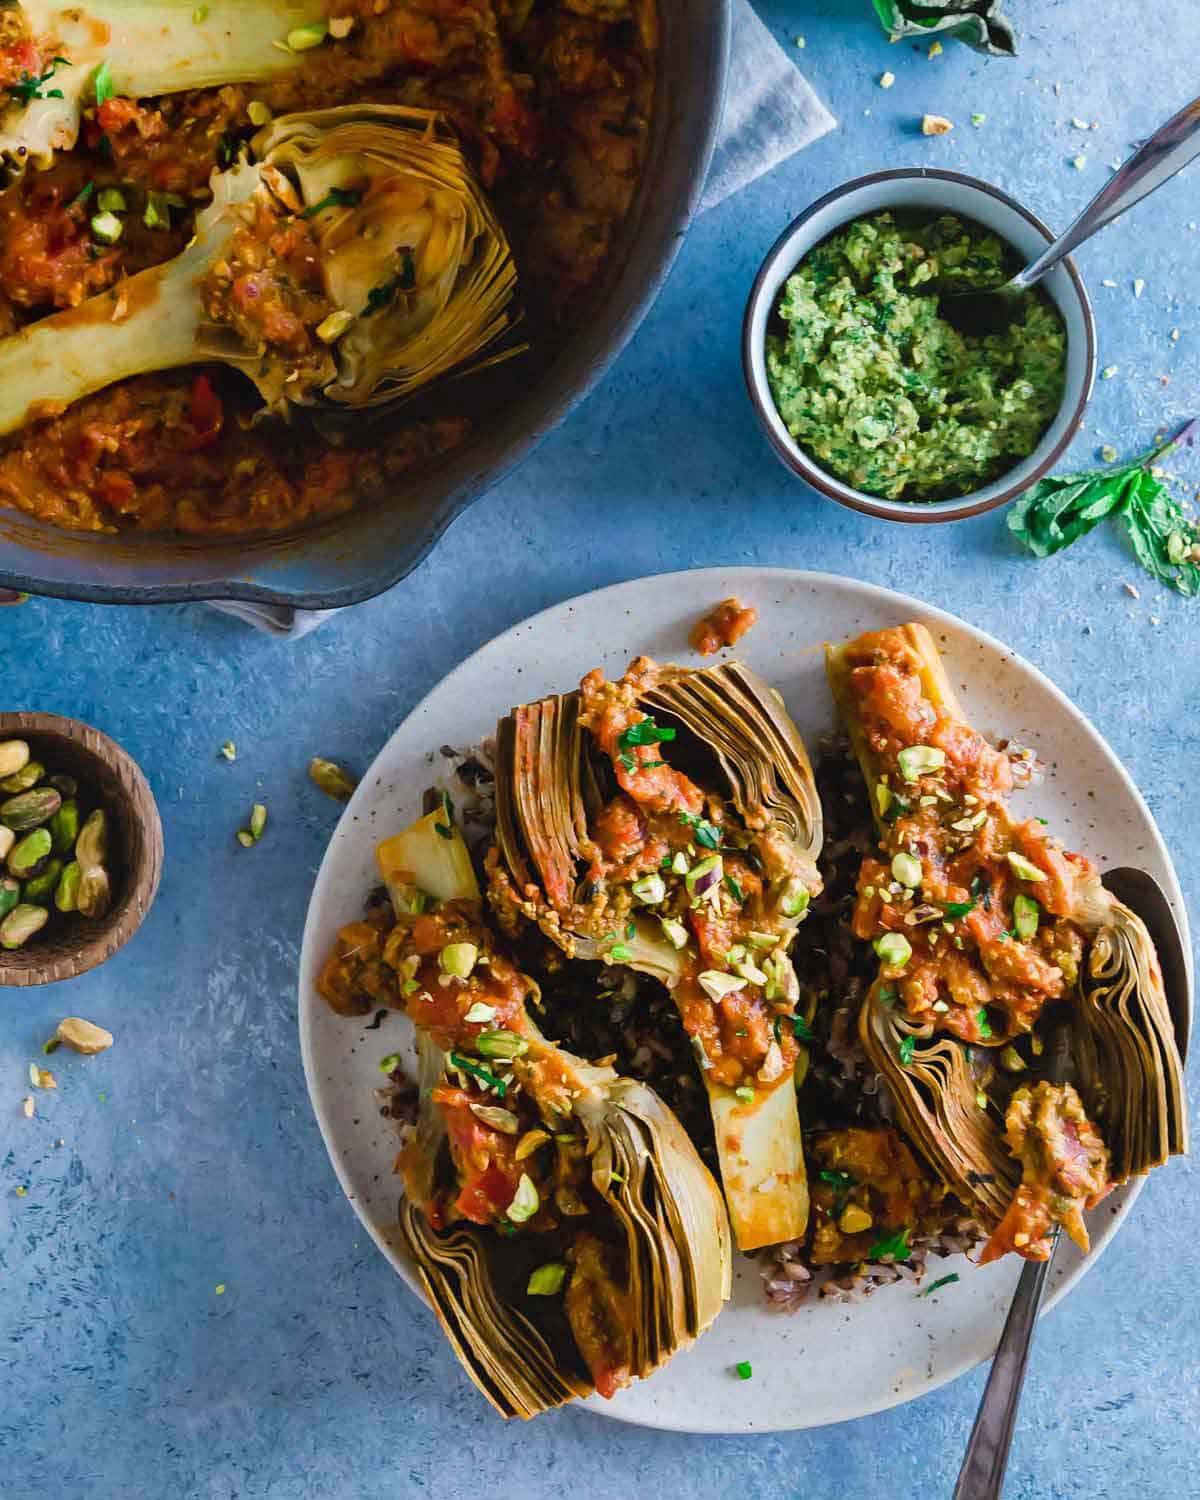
[319,809,730,1420]
[488,655,824,1252]
[0,106,523,438]
[827,622,1187,1253]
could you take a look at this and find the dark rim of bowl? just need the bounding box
[741,167,1098,525]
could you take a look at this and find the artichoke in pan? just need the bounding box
[0,0,324,184]
[0,106,522,435]
[826,623,1187,1251]
[489,656,824,1252]
[325,809,730,1420]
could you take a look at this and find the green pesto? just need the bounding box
[765,213,1067,502]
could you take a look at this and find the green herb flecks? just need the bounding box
[678,810,722,850]
[365,249,416,312]
[868,1226,911,1262]
[791,1013,812,1041]
[922,1272,961,1297]
[618,750,636,773]
[724,874,744,904]
[618,717,677,750]
[92,59,114,106]
[10,56,71,105]
[302,186,363,219]
[977,1009,993,1040]
[735,1360,753,1381]
[433,790,454,839]
[898,1034,916,1066]
[943,899,975,918]
[1008,418,1200,596]
[449,1052,507,1097]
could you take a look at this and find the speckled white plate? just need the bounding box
[298,567,1191,1435]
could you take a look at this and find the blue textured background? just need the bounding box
[3,3,1198,1495]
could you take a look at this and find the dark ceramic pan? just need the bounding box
[0,1,730,609]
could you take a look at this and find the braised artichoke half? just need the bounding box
[0,105,522,435]
[827,623,1187,1245]
[488,657,824,1251]
[324,809,730,1420]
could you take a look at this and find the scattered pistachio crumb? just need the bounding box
[1124,582,1141,599]
[14,1185,26,1197]
[327,14,355,37]
[1101,279,1117,288]
[22,1096,34,1118]
[921,114,954,136]
[970,113,986,127]
[879,70,895,89]
[1133,279,1145,298]
[1099,444,1118,463]
[29,1064,56,1090]
[220,741,236,761]
[1170,328,1181,342]
[1072,154,1087,170]
[1100,365,1118,379]
[795,34,805,47]
[1071,116,1089,129]
[928,40,942,57]
[215,1283,226,1295]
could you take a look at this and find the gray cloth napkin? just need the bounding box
[211,0,834,640]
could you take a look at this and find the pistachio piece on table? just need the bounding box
[23,858,63,906]
[77,864,112,919]
[0,739,30,779]
[74,808,108,869]
[0,875,19,920]
[48,798,79,854]
[1,786,62,832]
[0,760,44,793]
[8,827,51,879]
[0,902,48,948]
[47,772,78,797]
[55,1016,114,1054]
[309,757,358,802]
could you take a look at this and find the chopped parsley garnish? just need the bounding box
[93,59,114,106]
[433,790,454,838]
[898,1034,915,1066]
[640,759,666,769]
[609,943,633,962]
[216,131,239,168]
[69,180,95,209]
[366,248,416,311]
[724,874,744,903]
[977,1009,993,1039]
[819,1169,855,1187]
[11,56,71,105]
[449,1052,506,1097]
[618,750,636,773]
[625,922,635,940]
[1036,816,1049,825]
[922,1272,960,1297]
[302,186,363,218]
[735,1360,753,1381]
[877,986,897,1007]
[496,1219,516,1237]
[868,1226,910,1262]
[944,899,975,918]
[792,1013,812,1041]
[618,717,676,749]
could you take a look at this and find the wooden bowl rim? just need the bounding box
[0,711,163,987]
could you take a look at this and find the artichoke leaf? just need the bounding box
[708,1074,810,1250]
[399,1198,593,1420]
[860,994,1017,1224]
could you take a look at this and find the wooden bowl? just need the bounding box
[0,713,163,987]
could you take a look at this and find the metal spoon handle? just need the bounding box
[1012,94,1200,291]
[952,1253,1053,1500]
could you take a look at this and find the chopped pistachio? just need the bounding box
[219,741,237,762]
[921,114,954,136]
[879,71,895,89]
[526,1262,567,1296]
[506,1173,539,1223]
[1006,851,1047,882]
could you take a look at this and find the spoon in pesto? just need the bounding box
[940,93,1200,336]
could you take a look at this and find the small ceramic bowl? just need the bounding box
[742,168,1097,523]
[0,713,163,987]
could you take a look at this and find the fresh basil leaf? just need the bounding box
[872,0,1016,56]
